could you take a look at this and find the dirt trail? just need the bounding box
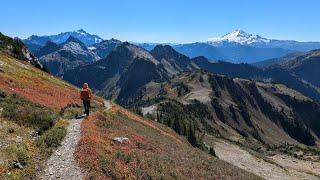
[38,117,84,180]
[38,100,112,180]
[214,140,320,180]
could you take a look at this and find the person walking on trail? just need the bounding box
[80,83,92,116]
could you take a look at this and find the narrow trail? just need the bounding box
[214,140,320,180]
[38,100,111,180]
[39,117,84,180]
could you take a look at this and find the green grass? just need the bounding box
[35,119,68,159]
[0,91,56,134]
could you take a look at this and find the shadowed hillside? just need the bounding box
[125,71,320,147]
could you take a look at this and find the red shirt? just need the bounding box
[80,88,92,101]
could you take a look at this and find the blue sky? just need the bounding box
[1,0,320,43]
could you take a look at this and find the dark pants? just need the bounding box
[83,100,91,116]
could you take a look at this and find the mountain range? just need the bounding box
[253,49,320,88]
[62,43,199,102]
[16,29,320,102]
[23,29,320,64]
[13,30,320,143]
[29,37,121,76]
[61,41,320,148]
[139,29,320,63]
[208,29,320,51]
[61,41,320,101]
[23,29,103,52]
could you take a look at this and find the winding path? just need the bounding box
[38,100,111,180]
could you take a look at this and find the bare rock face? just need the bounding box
[39,36,100,76]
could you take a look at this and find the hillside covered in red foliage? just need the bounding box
[75,103,260,179]
[0,53,82,108]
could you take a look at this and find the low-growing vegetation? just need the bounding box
[1,92,56,134]
[0,53,82,109]
[75,106,258,179]
[35,119,68,158]
[0,90,70,179]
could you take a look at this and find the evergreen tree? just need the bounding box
[209,146,216,156]
[188,123,198,147]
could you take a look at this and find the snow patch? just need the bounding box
[87,46,96,50]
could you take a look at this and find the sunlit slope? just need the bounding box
[75,103,261,179]
[0,53,80,108]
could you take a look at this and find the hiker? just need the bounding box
[80,83,92,116]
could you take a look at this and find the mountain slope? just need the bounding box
[129,71,320,147]
[63,43,199,103]
[63,43,169,102]
[75,104,261,179]
[34,41,62,57]
[192,56,320,100]
[150,45,199,76]
[253,49,320,88]
[0,32,44,71]
[39,36,100,76]
[279,49,320,88]
[0,53,80,108]
[91,38,122,58]
[251,52,306,68]
[0,37,104,179]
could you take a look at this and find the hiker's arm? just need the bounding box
[89,89,93,98]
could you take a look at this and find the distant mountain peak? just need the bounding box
[23,29,103,46]
[208,29,270,45]
[76,29,87,34]
[223,29,250,39]
[152,44,176,53]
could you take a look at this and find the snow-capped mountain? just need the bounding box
[23,29,103,47]
[208,29,320,51]
[208,29,270,46]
